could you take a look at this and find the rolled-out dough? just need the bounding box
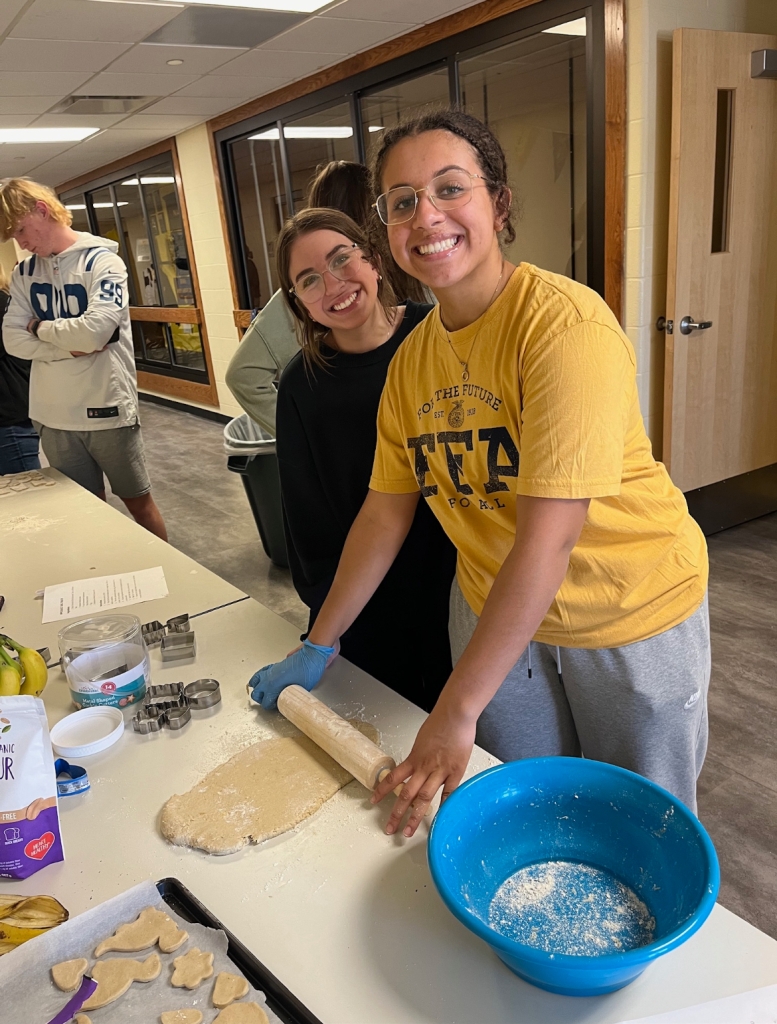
[214,1003,269,1023]
[213,971,249,1007]
[95,906,188,956]
[51,957,89,991]
[160,725,377,855]
[160,1011,203,1024]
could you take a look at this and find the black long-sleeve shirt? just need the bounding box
[276,301,456,711]
[0,290,34,429]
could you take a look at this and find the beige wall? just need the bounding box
[625,0,777,456]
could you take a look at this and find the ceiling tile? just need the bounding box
[78,72,198,97]
[0,38,131,73]
[0,115,38,129]
[1,142,79,177]
[113,114,204,133]
[216,48,340,79]
[104,43,245,77]
[31,112,134,129]
[9,0,182,43]
[172,75,284,98]
[327,0,474,24]
[0,0,28,35]
[144,96,239,117]
[145,7,305,49]
[0,71,94,96]
[258,16,412,55]
[0,96,61,115]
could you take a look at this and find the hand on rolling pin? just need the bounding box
[371,700,477,838]
[247,639,337,710]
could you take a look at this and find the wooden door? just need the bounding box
[664,29,777,492]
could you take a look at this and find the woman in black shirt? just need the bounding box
[275,208,455,712]
[0,265,40,474]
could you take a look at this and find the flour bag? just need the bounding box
[0,696,64,878]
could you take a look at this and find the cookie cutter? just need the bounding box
[166,614,191,633]
[160,632,196,662]
[166,705,191,729]
[184,679,221,709]
[133,710,164,734]
[133,703,191,732]
[145,681,186,706]
[142,620,166,646]
[54,758,90,796]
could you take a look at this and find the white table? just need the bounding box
[3,476,777,1023]
[0,468,246,653]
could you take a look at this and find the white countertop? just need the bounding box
[2,472,777,1023]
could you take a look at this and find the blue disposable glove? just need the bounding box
[248,639,336,711]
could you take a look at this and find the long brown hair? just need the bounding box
[276,207,396,372]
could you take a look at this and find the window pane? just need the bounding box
[283,103,354,214]
[112,179,160,306]
[138,159,195,307]
[89,188,121,246]
[459,29,587,282]
[140,321,171,364]
[131,321,145,361]
[64,196,90,232]
[360,67,450,160]
[170,322,206,371]
[229,131,291,308]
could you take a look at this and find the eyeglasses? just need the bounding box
[289,244,365,303]
[374,171,490,226]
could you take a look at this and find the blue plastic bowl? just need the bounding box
[428,757,719,997]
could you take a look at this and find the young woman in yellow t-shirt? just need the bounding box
[248,110,710,835]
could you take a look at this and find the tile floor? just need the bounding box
[112,399,777,940]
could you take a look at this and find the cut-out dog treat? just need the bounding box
[95,906,188,957]
[214,1004,269,1024]
[74,1016,91,1024]
[160,1011,203,1024]
[171,947,214,989]
[81,953,161,1010]
[212,971,249,1008]
[51,957,89,991]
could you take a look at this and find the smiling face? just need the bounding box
[288,228,381,334]
[380,130,506,295]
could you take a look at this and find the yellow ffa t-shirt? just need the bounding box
[370,263,708,648]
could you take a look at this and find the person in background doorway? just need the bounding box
[249,207,455,712]
[0,178,167,541]
[226,160,427,435]
[249,111,710,833]
[0,263,40,474]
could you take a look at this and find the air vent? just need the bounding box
[51,96,158,116]
[144,7,305,48]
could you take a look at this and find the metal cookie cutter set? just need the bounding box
[132,679,220,734]
[141,614,196,661]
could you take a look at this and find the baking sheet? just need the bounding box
[0,880,281,1023]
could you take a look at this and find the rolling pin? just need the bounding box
[277,685,399,792]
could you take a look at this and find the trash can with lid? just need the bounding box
[224,413,288,568]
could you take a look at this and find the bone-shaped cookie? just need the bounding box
[95,907,188,956]
[81,953,161,1010]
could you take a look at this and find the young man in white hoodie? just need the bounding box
[0,178,166,540]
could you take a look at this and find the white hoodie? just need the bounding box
[4,232,139,431]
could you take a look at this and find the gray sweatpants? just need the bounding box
[449,581,711,813]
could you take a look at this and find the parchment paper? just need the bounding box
[0,880,283,1024]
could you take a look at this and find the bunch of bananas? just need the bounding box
[0,635,48,698]
[0,893,69,954]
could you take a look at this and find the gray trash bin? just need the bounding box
[224,414,288,568]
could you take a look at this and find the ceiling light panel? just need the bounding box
[0,127,100,142]
[542,17,587,36]
[182,0,329,10]
[121,176,175,184]
[250,126,352,139]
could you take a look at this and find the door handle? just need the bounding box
[680,315,713,335]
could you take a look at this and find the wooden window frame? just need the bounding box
[210,0,626,326]
[58,139,219,407]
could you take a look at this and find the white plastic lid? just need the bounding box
[50,706,125,758]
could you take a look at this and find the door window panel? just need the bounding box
[459,29,587,281]
[229,130,291,308]
[140,321,171,364]
[136,160,195,307]
[360,67,450,161]
[282,102,355,214]
[63,196,90,232]
[112,180,160,306]
[170,322,206,371]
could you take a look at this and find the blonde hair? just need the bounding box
[0,178,72,241]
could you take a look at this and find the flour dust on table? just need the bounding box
[488,860,656,956]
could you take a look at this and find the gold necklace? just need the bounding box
[442,261,505,382]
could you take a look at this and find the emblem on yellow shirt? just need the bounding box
[447,400,465,428]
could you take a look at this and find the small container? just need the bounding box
[58,613,149,710]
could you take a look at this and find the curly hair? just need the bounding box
[370,109,515,247]
[276,207,397,372]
